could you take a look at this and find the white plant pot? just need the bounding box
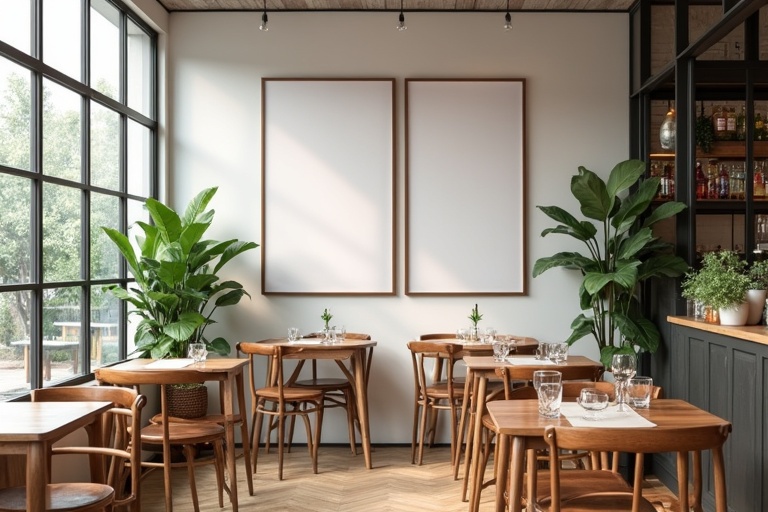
[719,301,750,326]
[746,289,767,325]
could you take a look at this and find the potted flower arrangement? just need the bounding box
[468,304,482,342]
[682,251,752,326]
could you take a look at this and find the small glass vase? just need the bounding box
[704,305,719,324]
[469,326,478,342]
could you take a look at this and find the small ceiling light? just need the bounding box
[397,0,407,31]
[259,0,269,31]
[504,0,512,30]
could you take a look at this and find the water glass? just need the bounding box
[336,325,346,341]
[534,370,562,418]
[483,327,497,344]
[456,328,468,341]
[549,342,569,364]
[628,376,653,408]
[535,342,550,361]
[322,326,338,344]
[577,388,610,420]
[492,340,510,362]
[188,342,207,363]
[287,327,300,342]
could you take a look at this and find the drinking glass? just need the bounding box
[628,376,653,408]
[492,340,510,362]
[483,327,497,344]
[549,342,569,364]
[336,325,346,341]
[456,328,468,341]
[535,342,550,361]
[577,388,610,420]
[533,370,562,418]
[611,353,637,412]
[287,327,300,342]
[188,342,207,363]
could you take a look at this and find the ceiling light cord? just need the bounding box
[397,0,407,31]
[504,0,512,30]
[260,0,269,31]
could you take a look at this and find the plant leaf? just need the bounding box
[642,200,687,228]
[146,198,183,244]
[181,187,218,226]
[537,206,598,241]
[532,252,594,276]
[565,314,595,345]
[617,227,654,260]
[606,159,647,198]
[571,167,612,221]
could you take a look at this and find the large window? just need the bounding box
[0,0,157,400]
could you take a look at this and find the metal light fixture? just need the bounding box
[397,0,407,31]
[259,0,269,31]
[503,0,512,30]
[660,101,676,151]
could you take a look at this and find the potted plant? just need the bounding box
[747,258,768,324]
[102,187,259,360]
[682,251,751,326]
[533,159,688,367]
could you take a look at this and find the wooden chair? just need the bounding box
[543,420,730,512]
[407,340,466,465]
[289,332,371,455]
[0,386,145,512]
[96,367,227,512]
[238,341,324,480]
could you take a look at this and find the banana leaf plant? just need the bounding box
[533,159,688,368]
[102,187,259,359]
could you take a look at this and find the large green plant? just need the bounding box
[533,159,688,367]
[102,187,259,359]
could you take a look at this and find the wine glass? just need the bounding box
[611,353,637,413]
[577,388,610,420]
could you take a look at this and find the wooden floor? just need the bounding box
[138,445,680,511]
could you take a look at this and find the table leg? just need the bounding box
[353,348,373,469]
[461,370,481,501]
[26,442,46,512]
[495,433,509,512]
[236,370,254,495]
[509,437,526,512]
[222,375,239,512]
[468,373,487,512]
[454,373,473,478]
[525,448,537,512]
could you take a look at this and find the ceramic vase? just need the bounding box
[718,301,749,326]
[746,289,767,325]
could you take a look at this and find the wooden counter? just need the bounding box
[667,315,768,346]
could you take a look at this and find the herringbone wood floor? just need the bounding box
[138,445,680,511]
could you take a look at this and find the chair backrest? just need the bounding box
[237,341,316,402]
[31,386,146,511]
[494,368,615,399]
[407,340,464,401]
[419,333,457,340]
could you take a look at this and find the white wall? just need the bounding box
[164,10,629,444]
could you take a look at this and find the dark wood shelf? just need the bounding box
[651,141,768,160]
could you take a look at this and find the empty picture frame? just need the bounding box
[262,78,395,295]
[405,79,526,295]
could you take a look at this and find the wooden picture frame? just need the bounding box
[261,78,396,295]
[405,78,527,295]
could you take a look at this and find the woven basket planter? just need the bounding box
[166,384,208,419]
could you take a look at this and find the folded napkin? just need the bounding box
[146,358,194,369]
[295,340,326,345]
[505,356,555,365]
[560,402,657,428]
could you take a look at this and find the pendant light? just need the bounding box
[259,0,269,31]
[660,101,676,151]
[397,0,407,31]
[503,0,512,30]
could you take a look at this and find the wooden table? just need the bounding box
[0,401,112,512]
[10,339,80,381]
[255,337,377,469]
[486,398,731,512]
[462,355,604,512]
[54,321,118,365]
[95,358,252,510]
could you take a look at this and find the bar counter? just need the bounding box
[667,315,768,346]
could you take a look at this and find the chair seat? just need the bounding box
[541,492,658,512]
[532,470,632,505]
[425,383,465,399]
[257,386,324,401]
[294,377,351,390]
[0,483,114,512]
[141,421,225,444]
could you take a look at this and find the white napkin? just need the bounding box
[295,340,326,345]
[146,358,194,369]
[505,357,555,365]
[560,402,657,428]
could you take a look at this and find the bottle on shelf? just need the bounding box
[726,107,737,140]
[707,159,719,199]
[737,106,746,141]
[718,163,730,199]
[695,160,707,199]
[756,111,765,141]
[756,161,766,200]
[660,163,675,200]
[713,105,729,140]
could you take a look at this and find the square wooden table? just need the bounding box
[95,358,252,511]
[0,401,112,512]
[486,398,731,512]
[462,355,604,512]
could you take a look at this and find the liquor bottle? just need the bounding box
[719,164,730,199]
[756,112,765,141]
[650,162,661,199]
[659,164,669,199]
[707,160,719,199]
[665,163,675,199]
[713,105,728,140]
[755,161,766,199]
[726,107,737,139]
[737,106,746,141]
[695,161,707,199]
